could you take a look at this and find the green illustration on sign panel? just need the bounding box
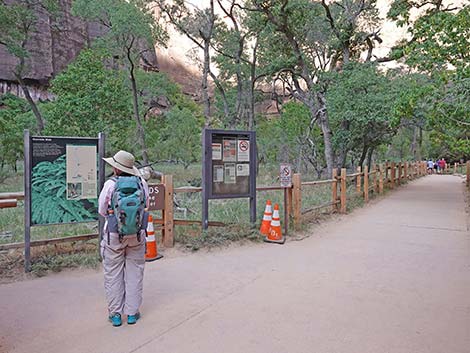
[30,136,99,225]
[31,155,98,224]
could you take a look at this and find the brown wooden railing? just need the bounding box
[1,160,469,251]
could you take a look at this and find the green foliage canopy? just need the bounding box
[44,49,134,152]
[0,94,36,168]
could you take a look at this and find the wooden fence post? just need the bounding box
[385,162,389,186]
[404,162,408,180]
[391,162,395,189]
[340,168,347,213]
[356,166,362,195]
[292,173,302,229]
[379,164,384,194]
[374,165,379,194]
[287,185,293,215]
[364,165,369,202]
[397,163,402,185]
[400,162,404,182]
[332,168,338,212]
[454,162,457,174]
[162,175,174,248]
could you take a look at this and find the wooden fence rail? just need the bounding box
[1,161,469,252]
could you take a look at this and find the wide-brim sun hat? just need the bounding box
[103,150,140,176]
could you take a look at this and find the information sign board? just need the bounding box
[208,133,253,196]
[148,184,165,211]
[29,136,99,225]
[202,129,257,229]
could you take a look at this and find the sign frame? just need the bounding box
[23,130,105,272]
[202,128,257,229]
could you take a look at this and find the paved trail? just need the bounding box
[1,175,469,353]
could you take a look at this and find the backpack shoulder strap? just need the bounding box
[110,176,120,209]
[137,176,146,202]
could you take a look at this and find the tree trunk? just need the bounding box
[248,81,255,130]
[201,0,214,126]
[367,146,374,168]
[358,144,368,168]
[337,150,348,169]
[316,93,335,175]
[248,41,258,130]
[128,53,149,165]
[202,39,211,125]
[233,53,243,129]
[410,126,418,160]
[418,127,423,161]
[14,73,45,134]
[209,71,229,121]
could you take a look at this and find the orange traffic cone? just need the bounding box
[145,214,163,262]
[260,200,273,236]
[264,203,285,244]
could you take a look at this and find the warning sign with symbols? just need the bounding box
[280,163,292,187]
[237,139,250,162]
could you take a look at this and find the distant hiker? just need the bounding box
[98,150,149,327]
[434,160,439,173]
[438,158,446,173]
[427,159,434,174]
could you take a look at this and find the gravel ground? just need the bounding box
[0,175,469,353]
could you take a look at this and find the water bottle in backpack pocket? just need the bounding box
[107,176,147,236]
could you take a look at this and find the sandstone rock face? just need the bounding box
[0,0,158,99]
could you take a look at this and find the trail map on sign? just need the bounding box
[66,145,97,200]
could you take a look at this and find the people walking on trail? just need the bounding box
[98,150,149,327]
[427,159,434,174]
[434,160,439,173]
[438,158,446,173]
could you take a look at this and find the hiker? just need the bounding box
[438,158,446,173]
[427,159,434,174]
[98,150,149,327]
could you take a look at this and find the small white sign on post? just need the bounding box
[280,163,292,187]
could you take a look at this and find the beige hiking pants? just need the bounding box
[101,231,145,316]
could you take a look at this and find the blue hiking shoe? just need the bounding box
[108,313,122,327]
[127,312,140,325]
